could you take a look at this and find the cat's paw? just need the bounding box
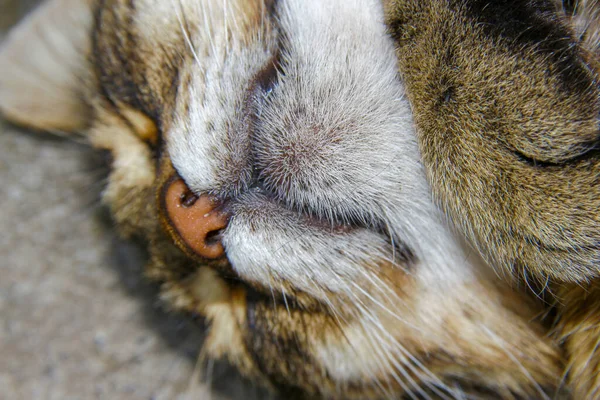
[386,0,600,283]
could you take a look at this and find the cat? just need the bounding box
[1,0,596,398]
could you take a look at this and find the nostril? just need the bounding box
[163,178,230,259]
[205,229,224,246]
[179,189,199,208]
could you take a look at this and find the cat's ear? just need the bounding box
[0,0,94,133]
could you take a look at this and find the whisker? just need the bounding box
[345,278,456,398]
[351,300,430,400]
[172,0,202,67]
[185,345,208,399]
[281,287,291,318]
[223,0,229,53]
[46,128,89,145]
[200,0,220,68]
[349,280,421,333]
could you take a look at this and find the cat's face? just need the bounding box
[0,0,567,398]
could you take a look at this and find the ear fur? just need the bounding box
[0,0,94,132]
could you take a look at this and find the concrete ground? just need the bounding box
[0,1,268,399]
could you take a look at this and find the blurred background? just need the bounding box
[0,1,263,399]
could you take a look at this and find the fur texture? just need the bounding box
[384,0,600,397]
[2,0,595,398]
[384,0,600,283]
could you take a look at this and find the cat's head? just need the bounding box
[0,0,567,398]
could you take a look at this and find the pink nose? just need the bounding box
[164,179,229,259]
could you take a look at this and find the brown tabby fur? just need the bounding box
[384,0,600,397]
[2,0,600,398]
